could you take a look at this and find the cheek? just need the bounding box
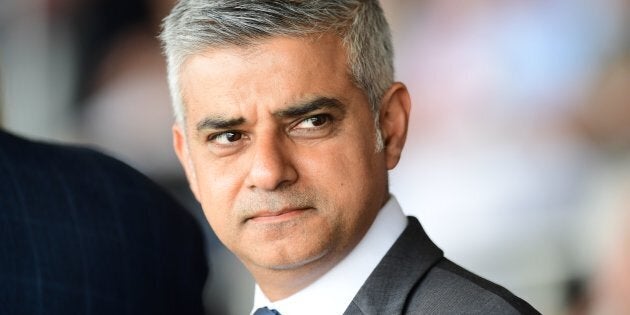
[189,154,246,241]
[192,152,245,205]
[297,142,378,206]
[297,143,384,249]
[197,183,242,251]
[298,145,351,188]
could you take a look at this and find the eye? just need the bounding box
[209,131,243,145]
[294,114,330,129]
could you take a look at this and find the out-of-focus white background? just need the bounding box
[2,0,630,314]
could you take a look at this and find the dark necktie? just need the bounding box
[253,306,281,315]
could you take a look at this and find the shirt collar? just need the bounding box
[251,196,408,315]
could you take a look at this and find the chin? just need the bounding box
[261,248,331,271]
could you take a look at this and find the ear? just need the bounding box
[173,123,201,201]
[379,82,411,170]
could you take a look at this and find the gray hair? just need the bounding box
[159,0,394,142]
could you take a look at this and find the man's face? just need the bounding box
[175,35,395,278]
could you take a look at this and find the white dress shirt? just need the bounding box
[251,196,408,315]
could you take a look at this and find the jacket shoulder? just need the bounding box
[0,130,208,315]
[407,259,540,314]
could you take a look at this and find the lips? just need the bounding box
[247,207,311,223]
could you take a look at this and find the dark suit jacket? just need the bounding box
[0,130,208,315]
[344,217,540,314]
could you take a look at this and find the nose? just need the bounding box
[245,134,298,191]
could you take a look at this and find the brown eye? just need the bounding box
[310,115,328,126]
[210,131,243,144]
[225,132,242,142]
[296,114,330,129]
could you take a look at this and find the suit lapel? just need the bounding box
[344,216,444,315]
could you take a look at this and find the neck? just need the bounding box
[249,251,339,301]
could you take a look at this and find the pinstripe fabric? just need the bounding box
[0,130,208,315]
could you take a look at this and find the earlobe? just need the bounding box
[173,124,201,201]
[379,82,411,170]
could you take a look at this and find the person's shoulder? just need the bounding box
[408,258,540,314]
[0,129,188,221]
[2,130,156,191]
[1,129,128,174]
[0,131,208,314]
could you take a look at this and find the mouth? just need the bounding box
[247,207,312,223]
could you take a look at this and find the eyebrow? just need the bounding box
[196,117,245,131]
[195,97,346,132]
[274,97,346,118]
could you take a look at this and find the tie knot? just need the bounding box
[254,306,281,315]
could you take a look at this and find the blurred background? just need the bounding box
[1,0,630,314]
